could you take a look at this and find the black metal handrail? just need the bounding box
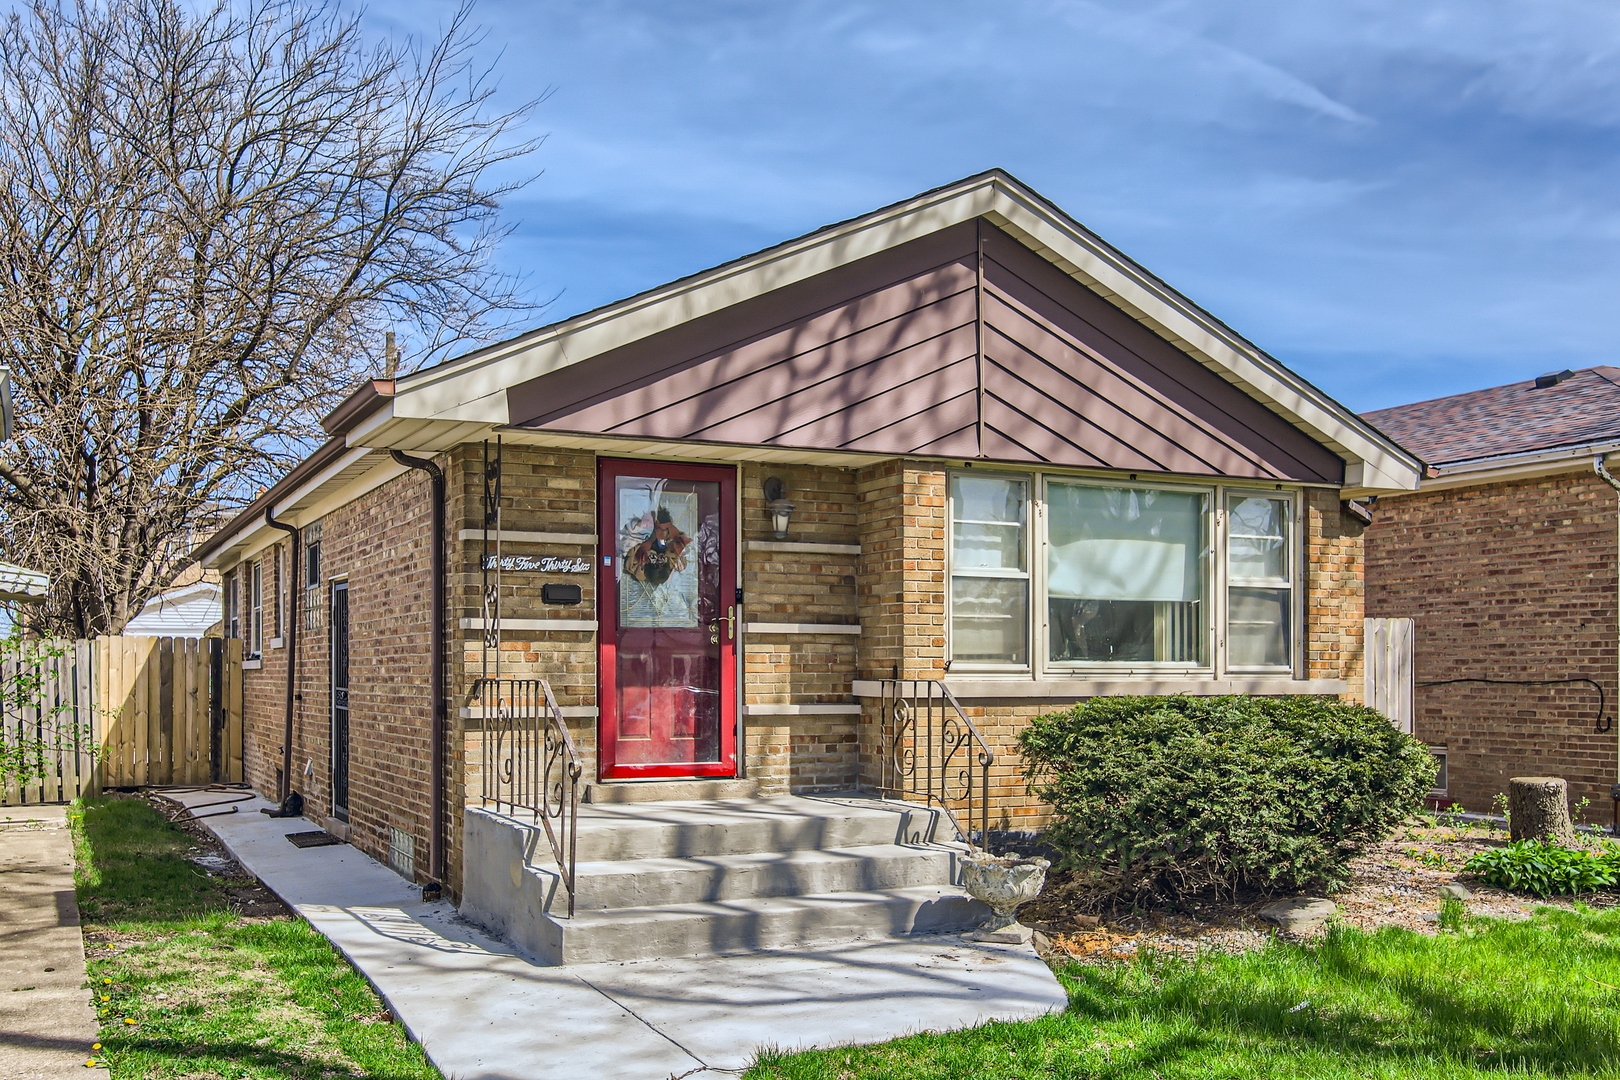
[877,679,994,850]
[476,678,583,916]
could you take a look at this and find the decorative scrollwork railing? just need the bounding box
[878,680,994,851]
[477,678,583,916]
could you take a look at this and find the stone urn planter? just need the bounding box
[960,851,1050,944]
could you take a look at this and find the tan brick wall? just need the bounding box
[1366,469,1619,814]
[240,547,290,801]
[1305,488,1367,700]
[739,464,862,792]
[238,464,441,888]
[856,461,947,681]
[238,444,1380,894]
[452,446,599,842]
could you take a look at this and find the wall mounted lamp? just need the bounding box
[762,476,796,540]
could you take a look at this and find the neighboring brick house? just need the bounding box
[1364,367,1620,819]
[193,170,1420,917]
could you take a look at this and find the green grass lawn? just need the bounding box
[748,906,1620,1079]
[71,794,441,1080]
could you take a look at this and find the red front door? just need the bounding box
[598,459,738,780]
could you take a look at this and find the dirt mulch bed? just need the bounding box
[1019,817,1618,965]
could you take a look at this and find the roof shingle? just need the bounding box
[1361,367,1620,467]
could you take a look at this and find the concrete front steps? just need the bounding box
[461,794,989,965]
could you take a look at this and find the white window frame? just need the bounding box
[1219,488,1300,676]
[943,468,1304,681]
[1038,474,1214,676]
[945,471,1032,672]
[247,560,263,660]
[225,572,240,642]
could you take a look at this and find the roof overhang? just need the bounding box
[199,170,1422,566]
[0,560,48,603]
[376,169,1420,497]
[1393,437,1620,494]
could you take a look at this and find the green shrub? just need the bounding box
[1018,695,1437,905]
[1463,840,1620,898]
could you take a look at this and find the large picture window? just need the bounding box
[946,471,1298,677]
[948,474,1028,666]
[1046,481,1207,666]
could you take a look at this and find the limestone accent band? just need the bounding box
[851,678,1349,699]
[744,623,861,635]
[458,617,597,632]
[744,703,863,716]
[455,529,598,545]
[743,540,861,556]
[460,705,598,720]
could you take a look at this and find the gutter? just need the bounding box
[263,508,300,805]
[389,450,446,888]
[194,437,350,567]
[1428,438,1620,480]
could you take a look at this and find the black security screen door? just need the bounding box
[331,581,350,821]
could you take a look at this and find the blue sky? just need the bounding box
[376,1,1620,413]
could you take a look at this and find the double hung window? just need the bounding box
[247,561,263,660]
[948,475,1028,666]
[1225,493,1292,670]
[946,471,1299,677]
[225,573,240,641]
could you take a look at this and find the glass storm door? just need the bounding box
[598,459,737,780]
[330,581,350,820]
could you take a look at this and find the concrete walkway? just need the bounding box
[170,790,1068,1080]
[0,805,106,1080]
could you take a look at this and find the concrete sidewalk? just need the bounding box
[171,790,1068,1080]
[0,805,106,1080]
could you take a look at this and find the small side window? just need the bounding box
[1225,493,1293,670]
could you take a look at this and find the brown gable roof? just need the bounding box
[508,220,1344,484]
[1361,367,1620,467]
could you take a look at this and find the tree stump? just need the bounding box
[1508,776,1579,846]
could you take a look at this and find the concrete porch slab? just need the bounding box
[170,791,1068,1079]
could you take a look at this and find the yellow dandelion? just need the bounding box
[85,1060,96,1068]
[123,1018,135,1026]
[100,995,109,1002]
[92,1043,100,1050]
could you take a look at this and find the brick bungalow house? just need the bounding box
[194,171,1420,963]
[1364,367,1620,821]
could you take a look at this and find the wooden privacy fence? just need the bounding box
[0,636,243,805]
[2,640,96,805]
[98,636,243,789]
[1365,617,1415,734]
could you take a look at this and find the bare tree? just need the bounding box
[0,0,540,637]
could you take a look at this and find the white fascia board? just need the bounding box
[204,446,384,570]
[387,172,1418,491]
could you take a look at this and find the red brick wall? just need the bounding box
[1366,469,1619,815]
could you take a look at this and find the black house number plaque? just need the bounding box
[482,554,591,573]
